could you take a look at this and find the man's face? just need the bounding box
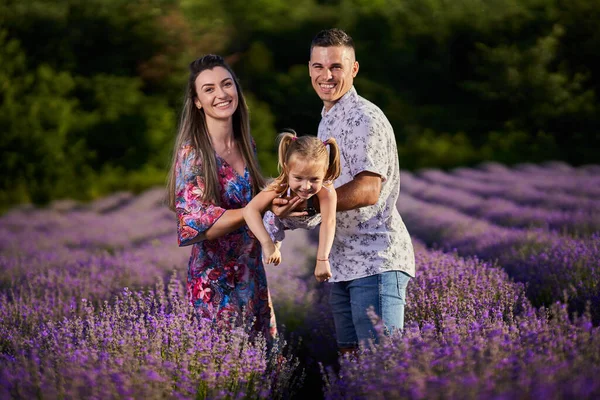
[309,45,359,112]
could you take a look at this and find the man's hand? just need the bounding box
[270,196,309,219]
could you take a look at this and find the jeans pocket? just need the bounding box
[396,272,411,302]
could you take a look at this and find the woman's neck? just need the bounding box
[206,118,235,147]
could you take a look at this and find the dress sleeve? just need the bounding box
[174,145,226,246]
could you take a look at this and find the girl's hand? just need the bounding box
[314,259,332,282]
[262,243,282,266]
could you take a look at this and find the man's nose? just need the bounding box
[325,69,333,80]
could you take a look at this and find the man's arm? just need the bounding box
[305,171,381,214]
[333,171,382,212]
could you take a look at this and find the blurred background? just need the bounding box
[1,0,599,212]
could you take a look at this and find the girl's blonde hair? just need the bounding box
[267,129,341,194]
[166,55,265,210]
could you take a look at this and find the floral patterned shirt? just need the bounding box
[317,86,415,282]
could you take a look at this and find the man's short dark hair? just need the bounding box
[310,28,355,55]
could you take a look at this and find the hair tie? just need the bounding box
[291,136,297,141]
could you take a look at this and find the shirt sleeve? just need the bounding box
[345,113,390,182]
[174,145,226,246]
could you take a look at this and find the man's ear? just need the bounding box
[352,61,359,78]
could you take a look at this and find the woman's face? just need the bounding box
[194,66,239,122]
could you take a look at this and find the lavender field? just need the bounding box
[1,162,599,399]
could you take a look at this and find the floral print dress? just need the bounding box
[175,144,277,341]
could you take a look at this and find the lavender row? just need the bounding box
[0,278,301,399]
[415,168,600,213]
[396,193,600,324]
[325,304,600,399]
[0,191,320,398]
[323,249,600,399]
[0,195,314,343]
[2,186,599,398]
[401,172,600,236]
[453,162,600,199]
[0,188,174,257]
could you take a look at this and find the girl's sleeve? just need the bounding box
[174,145,226,246]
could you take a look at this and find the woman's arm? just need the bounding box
[175,145,245,245]
[204,209,246,241]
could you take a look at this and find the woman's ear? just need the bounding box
[194,99,202,109]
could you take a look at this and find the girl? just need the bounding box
[243,131,341,283]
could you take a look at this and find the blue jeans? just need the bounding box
[329,271,411,348]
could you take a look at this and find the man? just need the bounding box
[275,28,415,354]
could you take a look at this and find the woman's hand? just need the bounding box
[314,259,332,282]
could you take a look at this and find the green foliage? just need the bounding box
[0,31,88,206]
[245,94,279,177]
[2,0,600,208]
[399,129,479,170]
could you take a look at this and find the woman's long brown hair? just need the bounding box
[167,55,265,210]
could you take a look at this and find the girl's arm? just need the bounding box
[314,183,336,281]
[243,190,282,265]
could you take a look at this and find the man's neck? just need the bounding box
[323,101,336,113]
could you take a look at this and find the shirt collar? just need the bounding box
[321,86,357,118]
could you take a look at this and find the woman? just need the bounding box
[167,55,276,341]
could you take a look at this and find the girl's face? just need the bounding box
[286,155,327,200]
[194,66,239,122]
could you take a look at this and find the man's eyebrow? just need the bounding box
[310,62,344,68]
